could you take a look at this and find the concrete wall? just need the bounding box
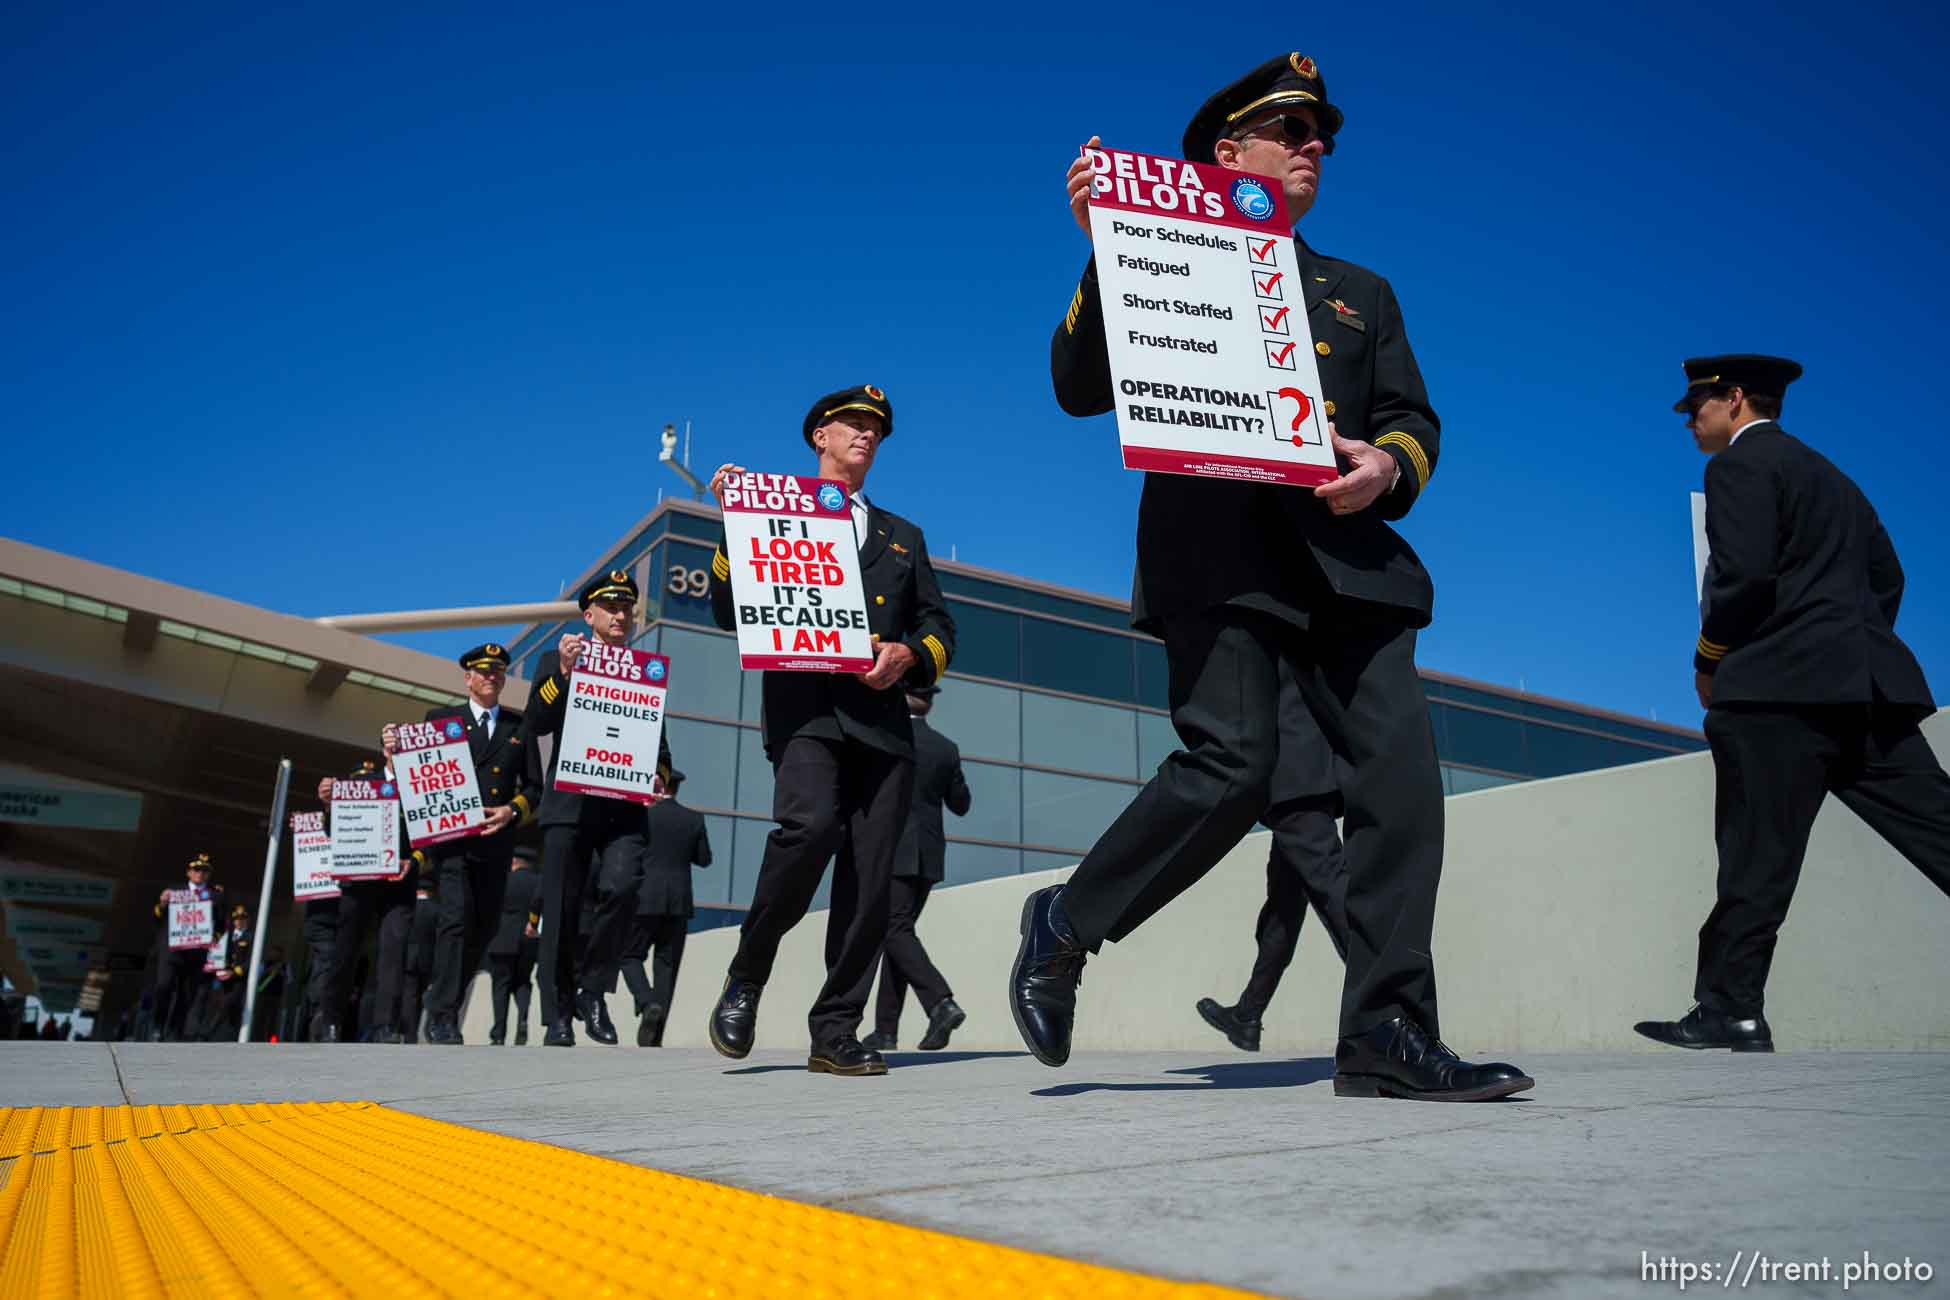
[465,715,1949,1053]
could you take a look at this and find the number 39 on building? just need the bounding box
[667,565,710,598]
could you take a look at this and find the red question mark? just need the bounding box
[1277,388,1312,444]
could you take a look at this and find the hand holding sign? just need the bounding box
[709,462,748,506]
[855,639,917,691]
[1067,135,1102,240]
[557,633,587,675]
[1312,426,1397,515]
[480,804,516,836]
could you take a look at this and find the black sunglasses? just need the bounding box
[1235,114,1335,156]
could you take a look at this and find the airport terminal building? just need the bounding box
[502,500,1708,912]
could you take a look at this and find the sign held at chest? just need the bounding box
[720,471,876,672]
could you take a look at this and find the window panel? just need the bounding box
[735,726,775,815]
[660,624,741,721]
[1137,710,1178,776]
[1135,638,1170,709]
[1022,770,1136,853]
[1021,617,1136,702]
[943,842,1021,885]
[1446,765,1520,795]
[691,814,736,906]
[928,679,1021,763]
[1022,691,1139,779]
[662,718,740,814]
[728,820,770,907]
[1523,723,1661,778]
[945,600,1021,682]
[955,760,1021,845]
[1023,850,1082,875]
[1435,704,1529,775]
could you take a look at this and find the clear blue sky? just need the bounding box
[6,3,1947,727]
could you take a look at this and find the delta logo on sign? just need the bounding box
[817,483,846,513]
[1229,177,1275,221]
[444,720,465,741]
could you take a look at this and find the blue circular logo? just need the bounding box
[1229,178,1275,221]
[380,782,396,797]
[444,720,464,740]
[646,659,667,682]
[817,483,846,512]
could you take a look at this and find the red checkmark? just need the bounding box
[1268,341,1297,365]
[1255,271,1284,294]
[1250,237,1277,261]
[1261,306,1290,330]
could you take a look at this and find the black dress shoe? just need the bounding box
[1196,998,1263,1052]
[1334,1016,1533,1101]
[1634,1004,1774,1052]
[373,1025,404,1045]
[488,1029,506,1046]
[514,1022,528,1046]
[542,1020,576,1047]
[808,1037,888,1076]
[860,1029,897,1052]
[424,1015,463,1047]
[577,991,618,1045]
[637,1003,666,1048]
[918,996,966,1051]
[709,978,761,1059]
[1010,885,1087,1067]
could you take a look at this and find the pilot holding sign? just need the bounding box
[704,384,956,1077]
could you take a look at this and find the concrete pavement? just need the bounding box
[5,1042,1945,1298]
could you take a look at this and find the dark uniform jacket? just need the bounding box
[1694,422,1934,711]
[709,503,957,761]
[1051,241,1441,632]
[418,703,543,851]
[896,717,971,883]
[518,650,675,827]
[638,799,713,917]
[487,866,540,957]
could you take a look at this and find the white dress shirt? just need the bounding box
[471,701,499,738]
[1730,418,1772,446]
[850,491,871,550]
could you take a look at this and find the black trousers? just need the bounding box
[198,978,246,1042]
[330,878,415,1037]
[536,804,644,1021]
[1063,606,1443,1039]
[399,967,428,1041]
[426,846,512,1019]
[1236,797,1350,1016]
[728,735,916,1046]
[873,875,953,1034]
[1697,703,1950,1016]
[487,941,538,1036]
[151,947,208,1041]
[300,900,337,1028]
[620,914,688,1021]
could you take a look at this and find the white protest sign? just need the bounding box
[203,939,224,974]
[289,811,340,902]
[394,718,487,848]
[1086,145,1336,486]
[329,778,404,881]
[553,642,670,805]
[719,472,875,672]
[166,891,215,951]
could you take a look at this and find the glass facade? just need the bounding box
[513,500,1708,915]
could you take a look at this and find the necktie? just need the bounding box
[477,710,491,740]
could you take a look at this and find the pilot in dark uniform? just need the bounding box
[703,383,957,1076]
[620,769,713,1046]
[859,683,971,1053]
[1197,659,1350,1052]
[518,570,674,1046]
[148,852,225,1042]
[1638,355,1950,1051]
[321,757,423,1044]
[387,641,543,1045]
[1015,53,1529,1101]
[486,844,542,1045]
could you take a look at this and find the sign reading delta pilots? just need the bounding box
[720,473,875,672]
[329,779,403,881]
[553,643,670,805]
[1085,145,1337,487]
[393,719,488,847]
[289,812,339,902]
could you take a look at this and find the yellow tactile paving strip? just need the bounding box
[0,1104,1266,1298]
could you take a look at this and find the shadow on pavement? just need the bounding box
[723,1050,1031,1075]
[1031,1057,1337,1097]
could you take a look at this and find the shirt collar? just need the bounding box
[1731,419,1772,445]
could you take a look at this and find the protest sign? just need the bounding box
[203,938,224,975]
[289,811,339,902]
[329,779,404,882]
[719,472,875,672]
[552,642,670,805]
[166,891,214,951]
[1085,144,1337,486]
[394,718,488,848]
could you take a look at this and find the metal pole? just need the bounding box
[238,758,292,1043]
